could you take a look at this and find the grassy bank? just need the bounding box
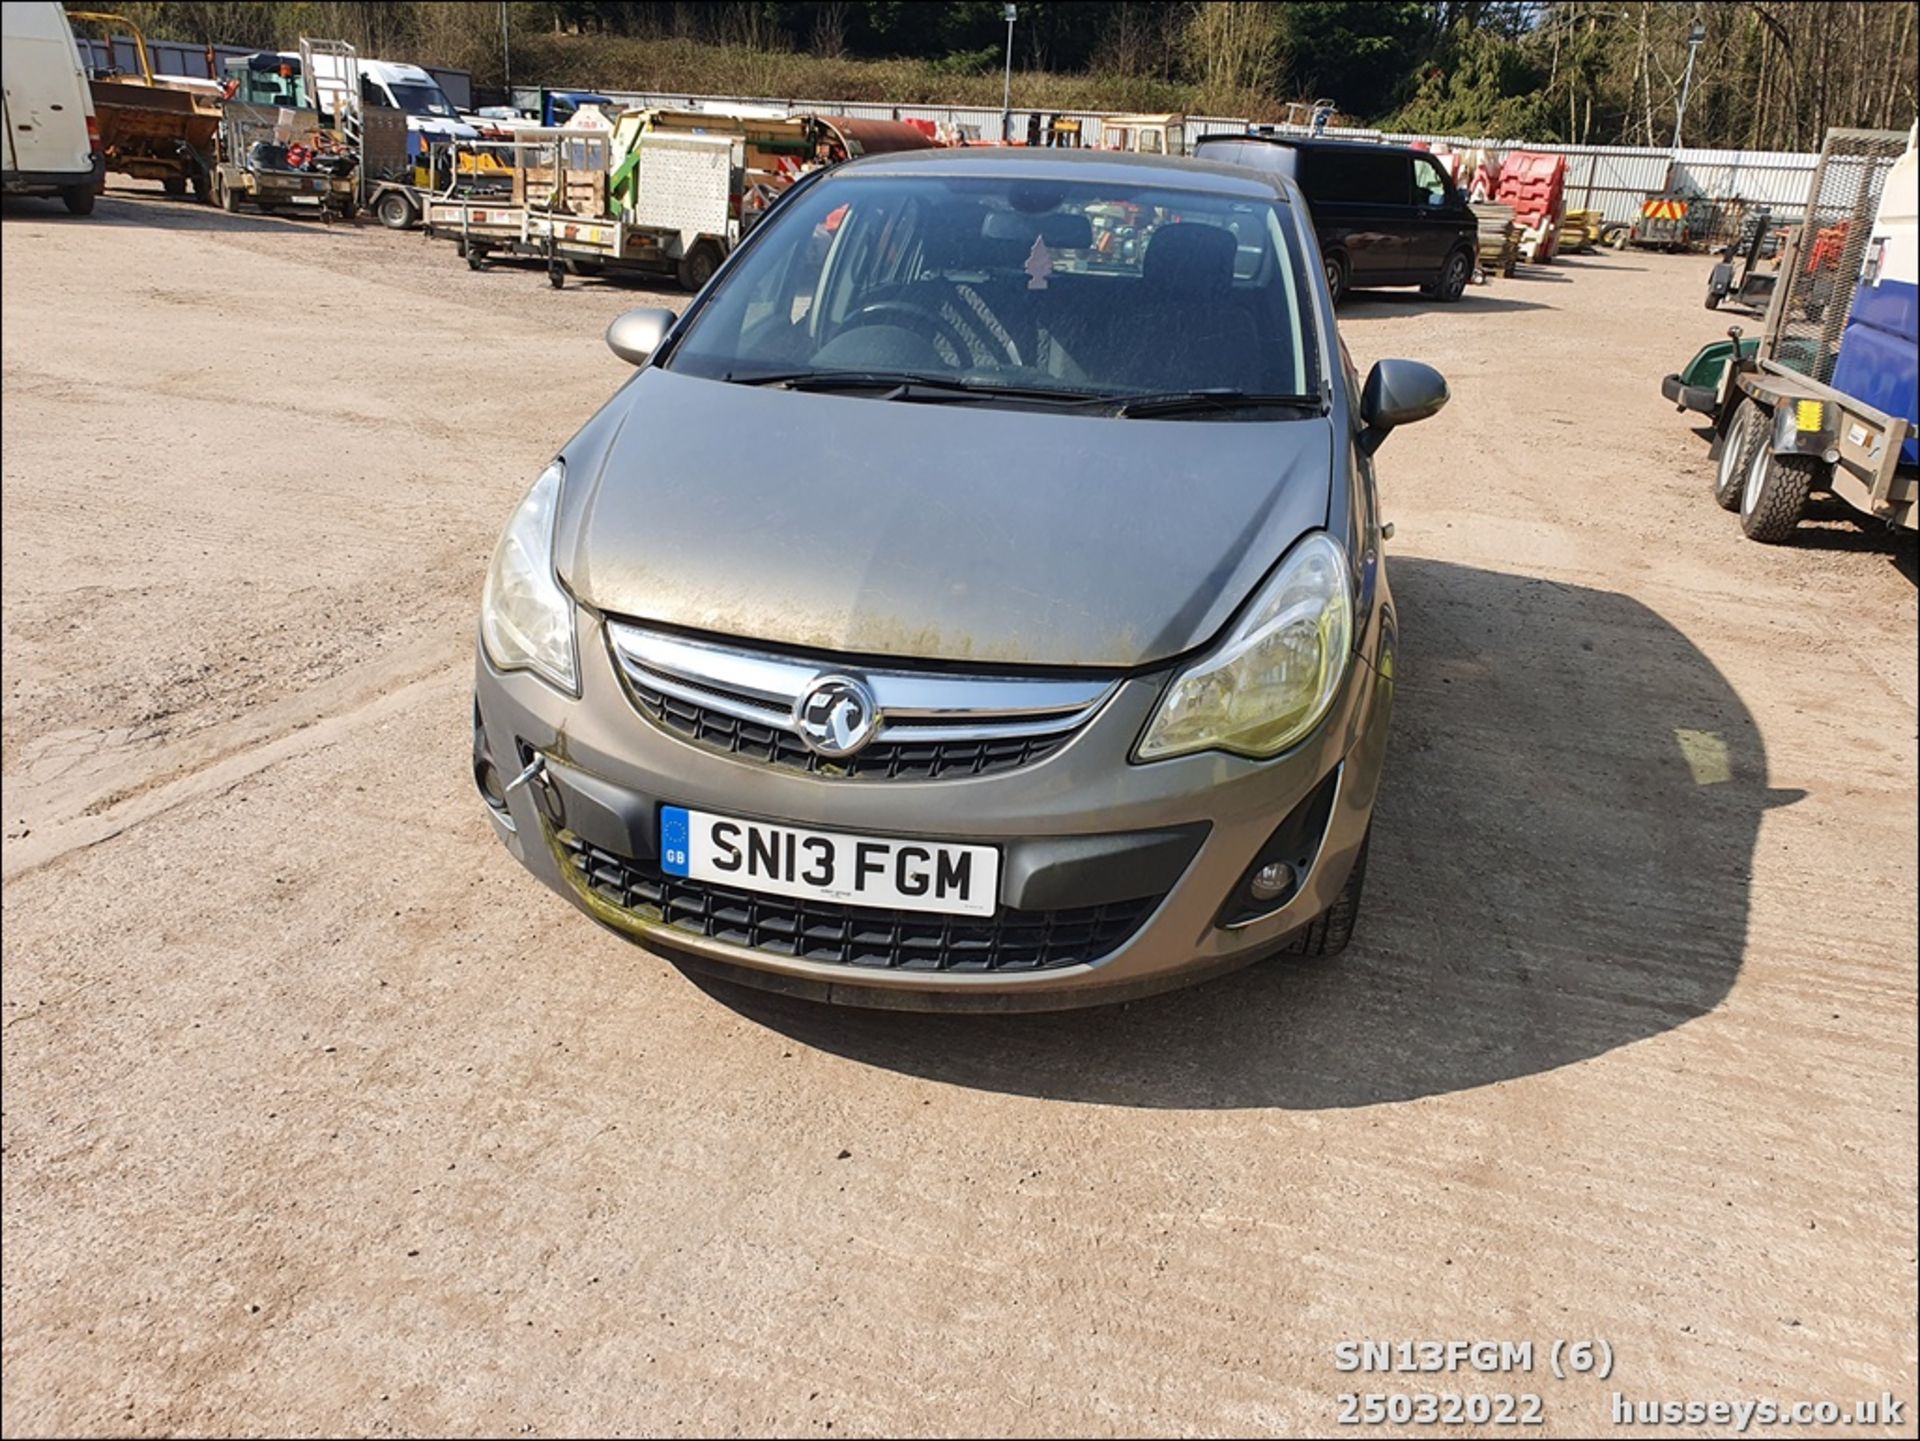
[505,33,1285,120]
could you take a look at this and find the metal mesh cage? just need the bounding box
[1766,128,1908,384]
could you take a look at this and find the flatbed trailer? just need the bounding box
[426,127,742,290]
[211,101,356,218]
[1662,125,1917,541]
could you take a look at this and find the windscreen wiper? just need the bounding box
[724,369,1110,407]
[1113,389,1325,419]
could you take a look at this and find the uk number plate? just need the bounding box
[660,806,999,918]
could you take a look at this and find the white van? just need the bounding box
[358,59,476,153]
[2,0,103,213]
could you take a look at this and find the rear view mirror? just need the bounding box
[606,307,675,366]
[1359,359,1449,453]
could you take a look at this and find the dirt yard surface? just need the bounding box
[4,183,1915,1438]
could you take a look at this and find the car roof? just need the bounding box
[830,145,1295,203]
[1197,132,1424,159]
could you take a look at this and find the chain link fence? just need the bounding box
[1767,128,1908,383]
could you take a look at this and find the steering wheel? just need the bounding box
[838,300,1002,370]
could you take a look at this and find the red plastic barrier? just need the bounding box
[1494,149,1568,258]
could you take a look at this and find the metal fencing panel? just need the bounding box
[1764,128,1909,383]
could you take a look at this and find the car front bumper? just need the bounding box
[472,598,1396,1010]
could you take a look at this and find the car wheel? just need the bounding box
[677,240,722,292]
[61,183,96,216]
[1323,250,1349,305]
[376,190,416,229]
[1283,828,1370,958]
[1424,248,1472,302]
[1714,399,1765,512]
[1739,448,1817,544]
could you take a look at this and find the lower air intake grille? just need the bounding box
[560,832,1158,973]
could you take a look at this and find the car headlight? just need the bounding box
[1137,530,1353,761]
[480,461,578,694]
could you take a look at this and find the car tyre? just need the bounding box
[1423,248,1472,302]
[62,183,96,216]
[1283,828,1370,958]
[1739,448,1817,543]
[1713,399,1764,512]
[1322,250,1349,305]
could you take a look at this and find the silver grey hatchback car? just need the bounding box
[472,148,1447,1009]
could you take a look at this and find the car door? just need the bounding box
[1301,147,1410,284]
[1408,153,1464,280]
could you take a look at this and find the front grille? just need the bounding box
[560,831,1158,973]
[604,620,1116,782]
[631,679,1068,779]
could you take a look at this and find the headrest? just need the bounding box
[1142,223,1237,292]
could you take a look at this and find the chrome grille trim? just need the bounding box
[605,620,1118,775]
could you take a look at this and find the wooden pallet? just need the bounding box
[1471,202,1520,278]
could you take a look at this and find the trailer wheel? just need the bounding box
[466,245,489,271]
[1739,448,1817,544]
[217,172,239,214]
[191,169,211,205]
[163,176,187,197]
[1713,400,1764,512]
[677,240,722,292]
[376,190,417,230]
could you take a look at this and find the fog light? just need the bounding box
[1249,860,1296,901]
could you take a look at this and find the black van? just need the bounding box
[1194,134,1479,304]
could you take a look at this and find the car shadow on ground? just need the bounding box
[3,190,334,236]
[1340,289,1554,315]
[690,558,1798,1110]
[1551,256,1647,272]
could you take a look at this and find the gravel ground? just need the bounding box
[3,181,1915,1437]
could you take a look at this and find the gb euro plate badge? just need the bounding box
[660,806,999,918]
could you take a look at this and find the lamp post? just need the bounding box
[1001,4,1017,142]
[1671,19,1707,149]
[501,1,511,92]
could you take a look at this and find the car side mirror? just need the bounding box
[605,307,675,367]
[1358,358,1449,454]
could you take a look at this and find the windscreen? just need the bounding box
[388,81,458,119]
[667,172,1317,404]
